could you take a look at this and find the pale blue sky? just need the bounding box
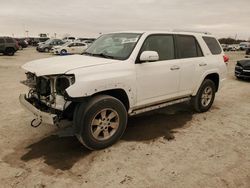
[0,0,249,39]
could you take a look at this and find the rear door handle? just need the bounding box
[199,63,207,66]
[170,65,180,70]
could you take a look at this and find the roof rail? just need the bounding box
[173,29,212,35]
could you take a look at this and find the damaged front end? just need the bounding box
[20,72,75,127]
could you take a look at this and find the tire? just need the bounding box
[5,48,15,56]
[191,79,216,113]
[60,49,67,55]
[236,75,242,80]
[44,48,49,52]
[74,95,128,150]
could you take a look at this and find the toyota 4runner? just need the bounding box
[19,31,228,150]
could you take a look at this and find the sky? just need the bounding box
[0,0,249,40]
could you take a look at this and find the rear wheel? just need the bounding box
[74,95,128,150]
[5,48,15,56]
[191,79,216,113]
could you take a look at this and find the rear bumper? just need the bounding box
[19,94,58,125]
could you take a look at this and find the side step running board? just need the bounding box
[129,97,191,116]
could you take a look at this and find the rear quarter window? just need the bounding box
[203,36,222,55]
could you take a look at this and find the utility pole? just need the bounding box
[25,30,29,38]
[234,34,237,40]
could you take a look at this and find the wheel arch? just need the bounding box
[92,89,130,111]
[204,73,219,92]
[192,72,220,96]
[65,88,131,111]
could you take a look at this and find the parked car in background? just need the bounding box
[0,37,19,56]
[235,59,250,79]
[62,37,76,42]
[239,42,250,51]
[221,44,228,51]
[76,38,95,46]
[227,45,239,51]
[52,41,88,55]
[36,39,64,52]
[246,45,250,55]
[20,31,227,150]
[51,41,70,53]
[15,38,28,49]
[222,44,241,51]
[29,37,50,46]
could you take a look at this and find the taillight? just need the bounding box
[223,55,229,63]
[15,40,19,49]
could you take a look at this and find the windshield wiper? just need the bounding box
[92,53,115,59]
[82,52,115,59]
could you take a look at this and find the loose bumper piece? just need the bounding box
[19,94,58,125]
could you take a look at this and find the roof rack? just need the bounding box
[173,29,212,35]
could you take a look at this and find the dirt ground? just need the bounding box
[0,48,249,188]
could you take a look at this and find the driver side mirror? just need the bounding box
[139,51,159,62]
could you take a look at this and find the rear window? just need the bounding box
[203,36,222,55]
[175,35,203,59]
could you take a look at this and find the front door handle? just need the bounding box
[170,65,180,70]
[199,63,207,66]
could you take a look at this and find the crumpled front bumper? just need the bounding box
[19,94,58,125]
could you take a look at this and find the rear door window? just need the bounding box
[175,35,203,59]
[203,36,222,55]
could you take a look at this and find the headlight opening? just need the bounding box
[56,75,75,95]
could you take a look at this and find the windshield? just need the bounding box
[62,41,72,47]
[84,33,142,60]
[45,39,53,44]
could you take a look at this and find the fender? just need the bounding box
[192,68,220,96]
[65,64,136,106]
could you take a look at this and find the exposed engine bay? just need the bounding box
[21,72,75,121]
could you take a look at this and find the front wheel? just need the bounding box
[191,79,216,113]
[74,95,128,150]
[60,49,67,55]
[44,48,49,52]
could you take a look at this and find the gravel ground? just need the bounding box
[0,48,249,188]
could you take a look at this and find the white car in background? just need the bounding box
[53,41,88,55]
[62,36,76,42]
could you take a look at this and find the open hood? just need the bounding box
[22,55,120,76]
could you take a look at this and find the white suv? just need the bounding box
[19,31,228,150]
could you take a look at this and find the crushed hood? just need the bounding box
[22,55,120,76]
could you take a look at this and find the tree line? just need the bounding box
[218,38,249,44]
